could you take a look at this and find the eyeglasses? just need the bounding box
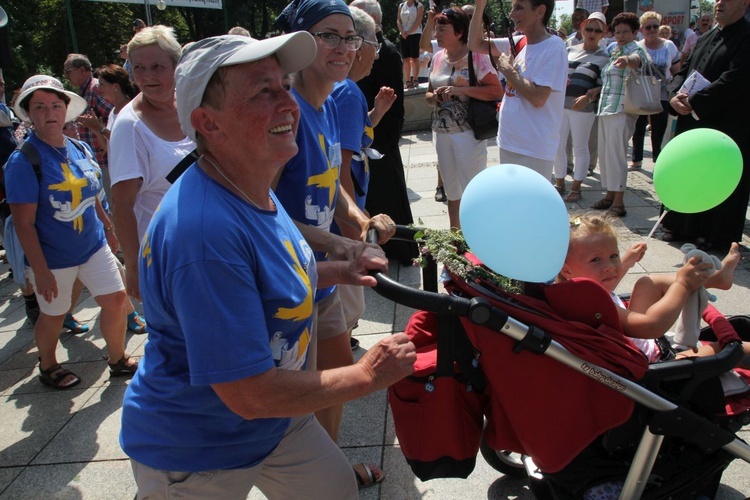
[643,24,660,30]
[614,30,632,36]
[363,40,382,52]
[584,27,604,33]
[312,32,364,51]
[442,8,457,17]
[63,66,78,76]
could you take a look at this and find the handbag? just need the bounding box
[466,52,500,140]
[624,63,662,116]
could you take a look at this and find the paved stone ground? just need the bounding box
[1,130,749,499]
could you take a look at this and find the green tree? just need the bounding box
[559,13,572,36]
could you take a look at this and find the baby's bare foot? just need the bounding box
[711,242,741,290]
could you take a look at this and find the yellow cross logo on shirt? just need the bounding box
[49,162,88,233]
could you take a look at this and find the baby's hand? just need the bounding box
[676,256,711,292]
[622,242,647,270]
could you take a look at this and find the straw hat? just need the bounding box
[12,75,88,124]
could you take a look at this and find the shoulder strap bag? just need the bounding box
[624,59,663,116]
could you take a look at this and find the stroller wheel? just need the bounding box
[480,431,527,478]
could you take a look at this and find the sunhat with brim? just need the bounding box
[175,32,317,143]
[13,75,88,124]
[581,12,608,30]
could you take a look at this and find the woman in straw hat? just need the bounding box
[5,75,137,389]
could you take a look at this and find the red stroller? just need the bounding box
[373,227,750,499]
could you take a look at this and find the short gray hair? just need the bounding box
[350,0,383,31]
[350,6,377,41]
[65,53,92,72]
[128,25,182,66]
[228,26,251,37]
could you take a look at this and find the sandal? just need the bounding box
[628,161,642,171]
[554,184,566,196]
[63,314,90,334]
[607,205,627,217]
[353,462,385,488]
[108,355,139,378]
[38,359,81,389]
[127,311,148,335]
[564,190,581,203]
[590,198,614,210]
[434,186,447,202]
[350,336,360,351]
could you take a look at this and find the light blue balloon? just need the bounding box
[459,164,570,283]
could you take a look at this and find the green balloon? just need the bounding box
[654,128,742,214]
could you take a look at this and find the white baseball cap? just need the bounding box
[581,12,608,30]
[13,75,88,124]
[175,32,317,142]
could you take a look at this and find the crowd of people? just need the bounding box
[0,0,748,496]
[405,0,749,252]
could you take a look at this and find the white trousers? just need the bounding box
[598,113,636,192]
[554,109,597,182]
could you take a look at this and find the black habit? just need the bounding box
[357,32,419,265]
[663,17,750,249]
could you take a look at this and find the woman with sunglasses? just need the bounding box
[275,0,396,487]
[590,12,649,217]
[426,6,503,230]
[553,12,610,202]
[469,0,568,181]
[630,11,680,170]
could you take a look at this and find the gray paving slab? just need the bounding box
[0,461,137,500]
[33,384,128,464]
[0,386,98,467]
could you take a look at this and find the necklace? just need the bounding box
[39,136,70,165]
[201,155,271,210]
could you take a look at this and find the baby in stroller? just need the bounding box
[558,212,749,364]
[381,224,750,499]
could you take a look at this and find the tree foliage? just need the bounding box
[0,0,521,95]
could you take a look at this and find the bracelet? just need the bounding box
[104,225,114,233]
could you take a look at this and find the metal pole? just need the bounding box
[64,0,78,53]
[223,0,229,32]
[144,0,153,26]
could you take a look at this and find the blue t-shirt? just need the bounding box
[331,79,373,211]
[4,133,105,268]
[120,165,317,472]
[275,89,342,302]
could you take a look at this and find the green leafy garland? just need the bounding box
[413,227,521,294]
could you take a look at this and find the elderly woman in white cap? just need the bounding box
[119,34,415,498]
[4,76,137,389]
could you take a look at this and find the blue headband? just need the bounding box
[276,0,353,33]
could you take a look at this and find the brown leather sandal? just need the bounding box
[39,359,81,389]
[108,355,139,378]
[590,198,613,210]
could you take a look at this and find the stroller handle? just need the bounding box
[366,227,473,316]
[366,227,511,328]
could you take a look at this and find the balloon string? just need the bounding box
[647,209,669,239]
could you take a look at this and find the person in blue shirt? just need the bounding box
[5,75,136,389]
[274,0,399,485]
[119,34,416,499]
